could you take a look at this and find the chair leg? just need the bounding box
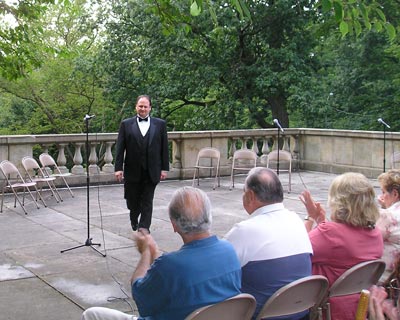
[1,189,4,213]
[59,175,74,197]
[11,189,29,214]
[35,185,47,207]
[49,181,63,202]
[46,181,60,203]
[326,302,331,320]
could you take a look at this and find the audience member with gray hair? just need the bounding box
[81,186,241,320]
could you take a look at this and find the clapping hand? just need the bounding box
[299,190,326,223]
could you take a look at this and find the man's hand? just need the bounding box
[160,171,168,180]
[115,171,124,182]
[135,231,161,261]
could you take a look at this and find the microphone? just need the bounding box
[378,118,390,129]
[84,114,96,121]
[273,119,284,133]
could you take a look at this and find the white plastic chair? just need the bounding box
[267,149,292,192]
[185,293,256,320]
[323,259,386,320]
[255,275,329,320]
[39,153,74,198]
[0,160,43,214]
[230,149,257,190]
[192,147,221,190]
[22,156,62,203]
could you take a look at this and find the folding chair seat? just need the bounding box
[322,259,386,320]
[192,147,221,190]
[230,149,257,190]
[0,160,43,214]
[39,153,74,198]
[255,275,329,320]
[22,156,62,203]
[267,149,292,192]
[185,293,256,320]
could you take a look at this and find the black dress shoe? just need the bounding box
[131,223,138,231]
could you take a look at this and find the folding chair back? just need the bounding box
[255,275,329,320]
[0,160,41,214]
[39,153,74,198]
[185,293,256,320]
[22,156,61,203]
[230,149,257,189]
[324,259,386,320]
[267,150,292,192]
[192,147,221,190]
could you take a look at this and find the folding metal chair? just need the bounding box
[22,156,62,203]
[185,293,256,320]
[0,160,43,214]
[323,259,386,320]
[39,153,74,198]
[230,149,257,190]
[192,147,221,190]
[255,275,329,320]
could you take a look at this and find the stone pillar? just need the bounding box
[72,143,84,174]
[88,143,99,175]
[102,141,115,173]
[56,143,69,174]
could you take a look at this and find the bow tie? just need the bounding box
[138,117,149,122]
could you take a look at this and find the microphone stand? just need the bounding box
[277,126,280,175]
[383,124,387,172]
[61,116,106,257]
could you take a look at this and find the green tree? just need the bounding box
[101,0,318,129]
[0,0,112,134]
[147,0,396,40]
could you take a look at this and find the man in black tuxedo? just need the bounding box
[115,95,169,233]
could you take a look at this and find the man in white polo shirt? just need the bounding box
[225,167,313,320]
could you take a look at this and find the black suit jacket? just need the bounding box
[115,116,169,184]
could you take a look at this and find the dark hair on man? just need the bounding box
[136,95,152,106]
[245,167,284,203]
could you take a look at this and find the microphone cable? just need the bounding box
[93,132,135,314]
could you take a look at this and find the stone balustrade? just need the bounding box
[0,128,399,186]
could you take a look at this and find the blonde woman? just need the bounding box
[376,169,400,281]
[300,172,383,320]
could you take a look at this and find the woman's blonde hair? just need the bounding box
[378,169,400,194]
[328,172,379,228]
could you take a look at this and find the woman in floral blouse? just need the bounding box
[377,169,400,282]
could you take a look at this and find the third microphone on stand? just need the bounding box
[378,118,390,129]
[273,119,284,133]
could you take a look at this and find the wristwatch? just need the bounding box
[304,215,315,222]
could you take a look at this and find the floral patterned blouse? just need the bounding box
[377,201,400,281]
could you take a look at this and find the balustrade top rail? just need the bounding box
[1,129,399,184]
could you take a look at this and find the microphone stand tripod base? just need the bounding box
[61,238,106,257]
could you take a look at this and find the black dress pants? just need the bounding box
[124,170,157,230]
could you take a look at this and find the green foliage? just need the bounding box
[0,0,399,136]
[0,0,112,134]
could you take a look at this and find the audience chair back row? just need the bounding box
[192,147,292,192]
